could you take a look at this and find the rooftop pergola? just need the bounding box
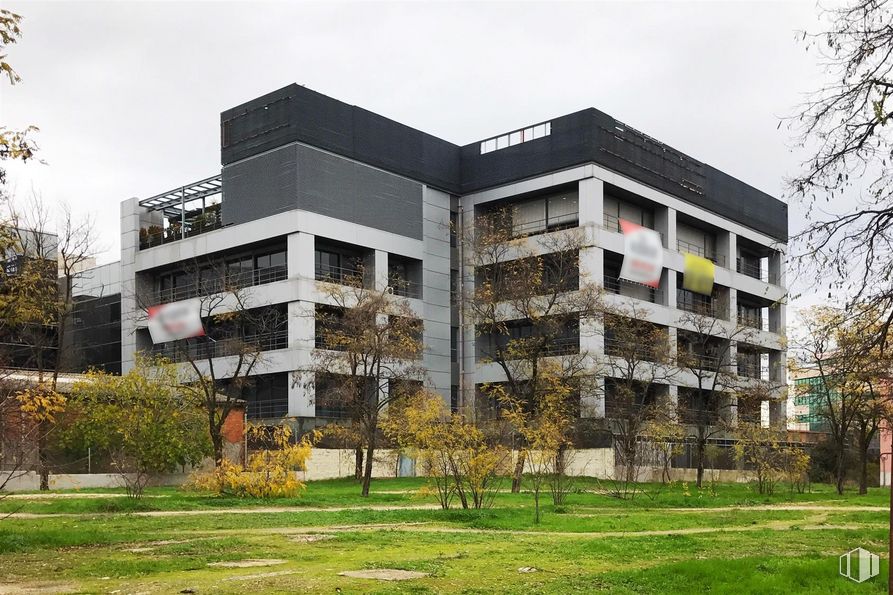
[138,174,222,219]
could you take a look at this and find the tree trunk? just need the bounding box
[858,439,869,495]
[361,443,375,497]
[38,423,48,491]
[211,433,224,467]
[511,450,526,493]
[534,487,540,524]
[695,438,705,489]
[354,447,364,481]
[835,445,846,495]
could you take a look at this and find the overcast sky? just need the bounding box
[3,1,828,295]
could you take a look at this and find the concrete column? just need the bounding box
[664,207,677,251]
[578,176,604,228]
[288,232,315,282]
[290,370,315,417]
[667,384,679,421]
[581,376,605,419]
[728,288,738,326]
[768,248,786,286]
[722,395,738,428]
[374,250,389,291]
[120,197,159,373]
[664,267,676,309]
[288,300,315,417]
[667,327,678,361]
[718,231,735,272]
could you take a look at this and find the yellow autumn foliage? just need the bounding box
[15,384,65,423]
[186,424,317,498]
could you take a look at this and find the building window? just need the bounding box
[242,373,289,419]
[480,122,551,154]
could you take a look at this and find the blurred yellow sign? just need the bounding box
[683,253,714,296]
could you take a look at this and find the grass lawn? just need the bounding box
[0,477,889,593]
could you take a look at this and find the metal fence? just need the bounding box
[149,265,287,305]
[152,330,288,362]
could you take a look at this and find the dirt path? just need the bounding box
[4,503,442,520]
[184,518,880,540]
[5,502,885,520]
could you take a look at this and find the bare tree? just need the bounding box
[462,209,605,493]
[309,276,426,497]
[0,196,97,489]
[135,257,285,465]
[675,305,781,488]
[602,306,679,498]
[0,9,40,201]
[789,1,893,342]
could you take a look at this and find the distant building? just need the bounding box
[788,367,829,432]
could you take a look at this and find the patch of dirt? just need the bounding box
[208,559,288,569]
[288,534,334,543]
[124,539,192,553]
[223,570,298,582]
[0,583,77,594]
[7,503,440,520]
[339,569,430,581]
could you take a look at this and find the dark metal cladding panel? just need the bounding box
[293,143,423,240]
[222,143,423,239]
[458,109,596,194]
[222,144,299,226]
[222,84,460,193]
[220,85,787,242]
[703,166,788,242]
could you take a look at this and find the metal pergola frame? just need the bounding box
[138,174,223,218]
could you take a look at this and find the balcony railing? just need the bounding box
[602,213,665,244]
[247,397,289,420]
[150,265,288,305]
[736,258,768,282]
[677,289,724,319]
[152,329,288,363]
[679,350,723,370]
[604,336,661,361]
[510,212,579,238]
[604,276,664,305]
[737,310,765,331]
[737,361,769,380]
[677,240,726,268]
[139,217,224,250]
[389,278,423,299]
[315,263,365,286]
[478,335,579,361]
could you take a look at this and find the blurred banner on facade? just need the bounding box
[619,219,663,288]
[147,301,205,344]
[682,252,715,295]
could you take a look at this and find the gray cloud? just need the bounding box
[3,0,825,281]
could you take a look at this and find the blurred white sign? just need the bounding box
[147,301,205,344]
[619,219,663,288]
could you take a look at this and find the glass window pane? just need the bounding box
[256,254,271,269]
[270,251,286,268]
[513,199,546,235]
[548,194,579,226]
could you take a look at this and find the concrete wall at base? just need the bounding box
[1,449,762,491]
[0,472,191,492]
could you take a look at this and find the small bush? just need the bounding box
[185,424,316,498]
